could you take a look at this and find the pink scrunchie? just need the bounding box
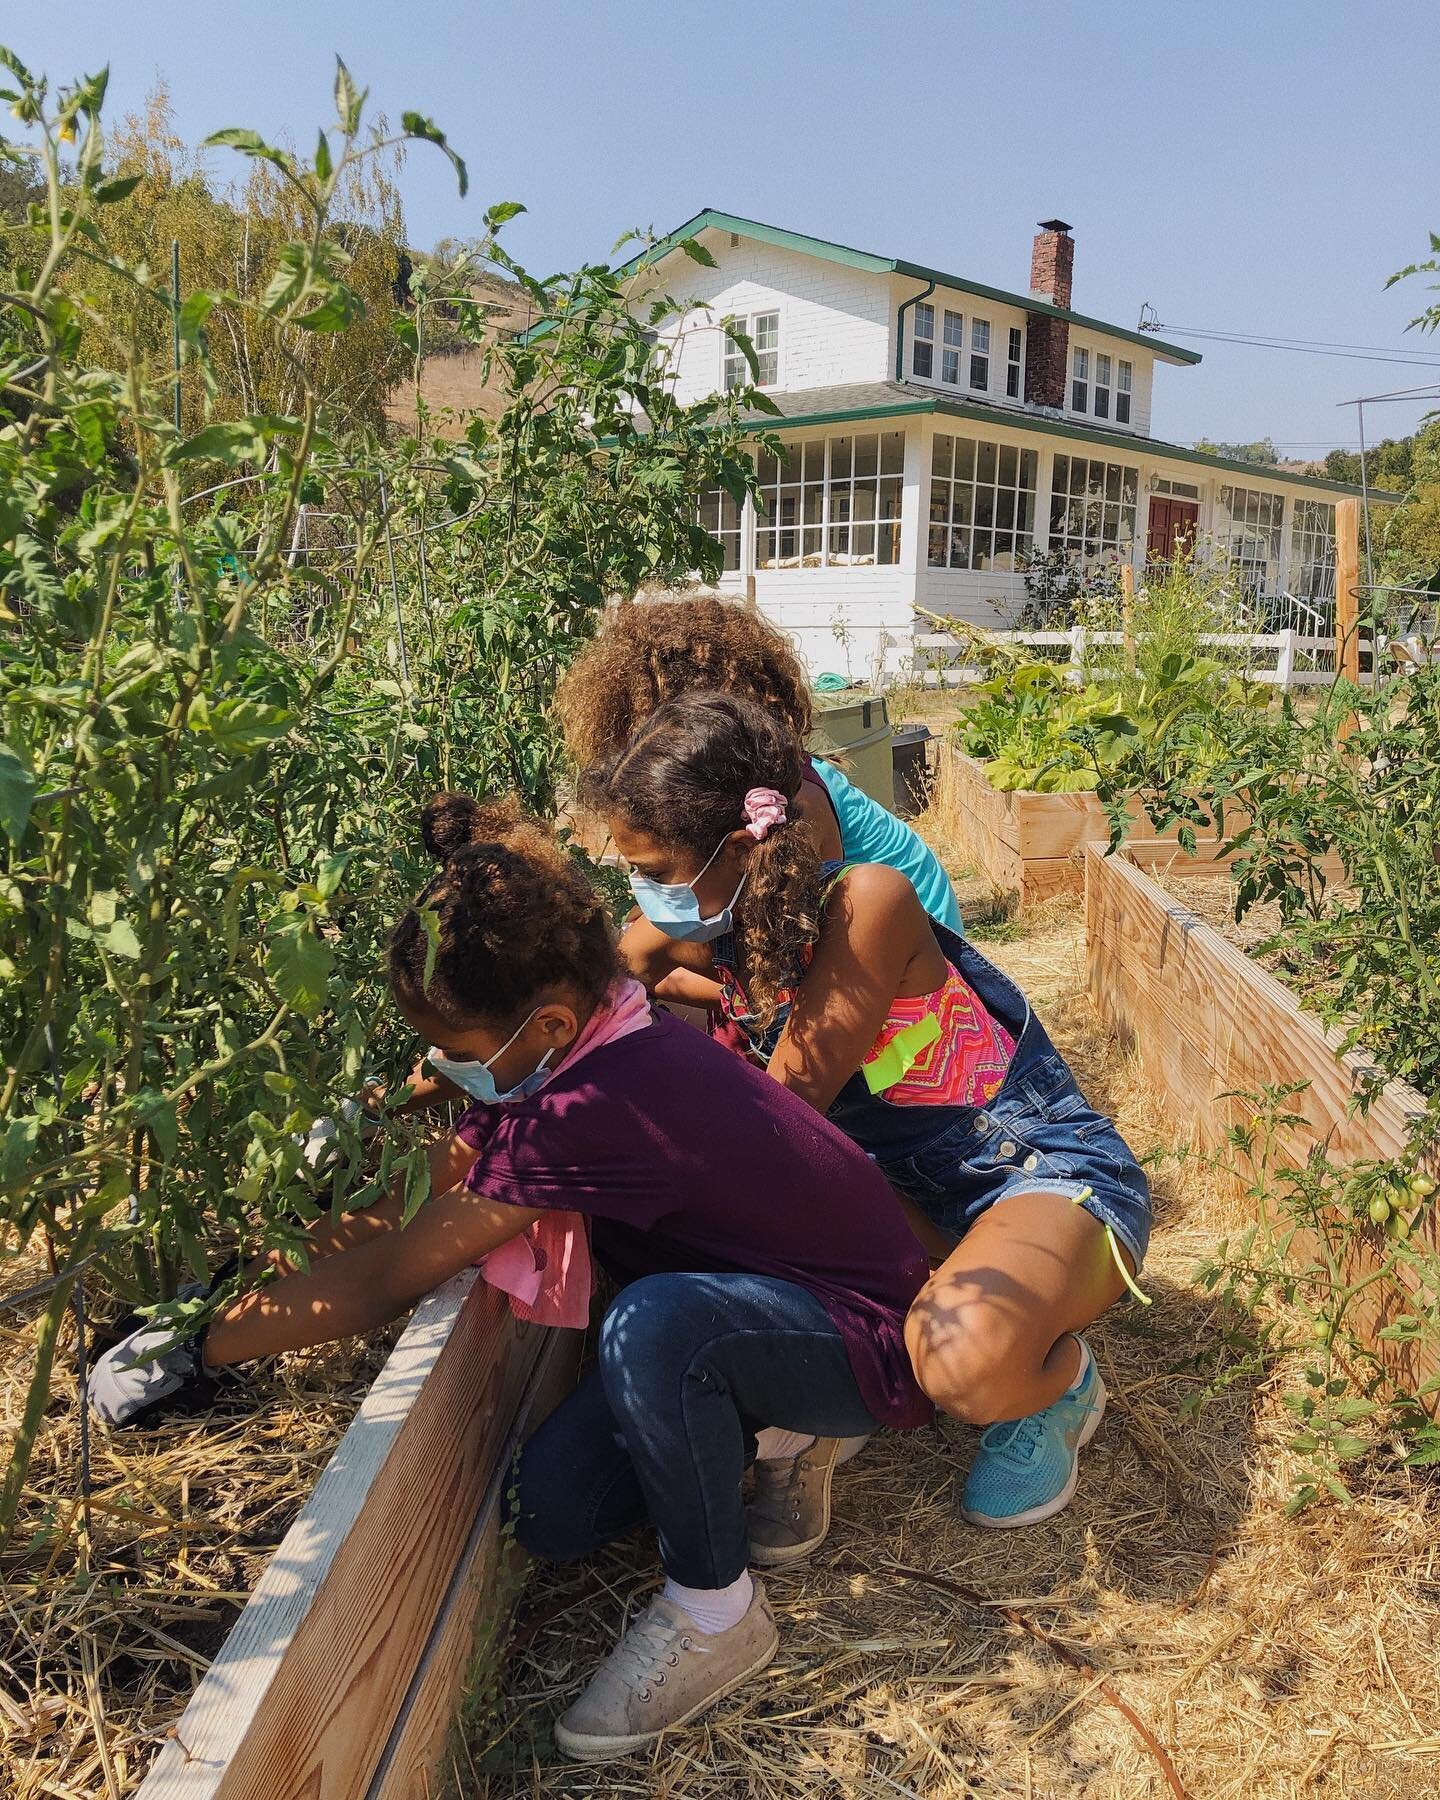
[742,787,788,840]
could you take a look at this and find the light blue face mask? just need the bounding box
[428,1008,555,1106]
[628,833,747,944]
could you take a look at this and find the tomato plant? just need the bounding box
[0,50,764,1531]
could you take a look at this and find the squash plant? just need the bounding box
[0,51,763,1531]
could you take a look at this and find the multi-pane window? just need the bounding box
[1094,353,1112,419]
[1289,499,1337,602]
[1116,359,1133,425]
[1006,327,1022,398]
[928,434,1039,571]
[970,318,991,390]
[724,311,779,390]
[1071,346,1089,412]
[1048,455,1139,566]
[912,302,935,378]
[1218,485,1285,599]
[941,310,964,385]
[755,432,904,569]
[697,487,743,572]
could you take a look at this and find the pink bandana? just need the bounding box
[475,978,651,1328]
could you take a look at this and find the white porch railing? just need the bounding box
[888,625,1387,692]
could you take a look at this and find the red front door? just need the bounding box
[1146,497,1199,568]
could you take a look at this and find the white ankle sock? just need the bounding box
[754,1426,815,1463]
[1067,1337,1091,1392]
[662,1570,754,1636]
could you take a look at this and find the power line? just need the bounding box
[1141,315,1440,368]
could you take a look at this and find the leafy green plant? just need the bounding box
[0,50,763,1534]
[1192,1087,1440,1509]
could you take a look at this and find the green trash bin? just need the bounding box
[806,690,894,808]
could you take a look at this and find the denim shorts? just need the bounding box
[878,1046,1153,1272]
[827,924,1153,1273]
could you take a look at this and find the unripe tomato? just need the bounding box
[1385,1212,1411,1241]
[1408,1173,1436,1199]
[1369,1195,1392,1225]
[1311,1319,1333,1344]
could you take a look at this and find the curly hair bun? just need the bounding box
[420,792,526,862]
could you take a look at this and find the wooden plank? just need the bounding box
[1336,497,1361,686]
[366,1327,583,1800]
[1085,846,1438,1400]
[140,1276,553,1800]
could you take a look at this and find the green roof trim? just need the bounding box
[617,209,1202,366]
[725,385,1391,500]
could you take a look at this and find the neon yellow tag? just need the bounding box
[861,1013,943,1095]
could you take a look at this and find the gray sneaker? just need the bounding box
[746,1435,843,1567]
[554,1580,779,1763]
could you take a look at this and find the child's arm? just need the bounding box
[765,865,935,1114]
[205,1132,540,1365]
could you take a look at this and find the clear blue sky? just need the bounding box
[13,1,1440,454]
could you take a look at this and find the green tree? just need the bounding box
[1193,436,1281,466]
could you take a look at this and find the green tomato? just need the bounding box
[1408,1173,1436,1199]
[1311,1319,1333,1344]
[1385,1212,1411,1241]
[1368,1195,1392,1225]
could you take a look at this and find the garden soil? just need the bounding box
[466,859,1440,1797]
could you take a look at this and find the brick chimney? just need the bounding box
[1024,219,1073,410]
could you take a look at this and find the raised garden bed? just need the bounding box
[931,741,1282,906]
[136,1275,576,1797]
[1084,845,1438,1402]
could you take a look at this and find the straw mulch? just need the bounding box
[0,1289,397,1797]
[466,893,1440,1799]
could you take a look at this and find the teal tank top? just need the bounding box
[807,756,963,934]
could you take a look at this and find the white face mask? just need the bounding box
[427,1008,555,1105]
[627,833,747,943]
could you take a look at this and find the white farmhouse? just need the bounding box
[621,210,1364,678]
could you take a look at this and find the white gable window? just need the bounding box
[970,319,991,390]
[928,433,1038,571]
[1070,347,1089,413]
[756,432,903,569]
[1049,455,1139,567]
[723,311,780,391]
[696,487,743,572]
[1006,327,1023,398]
[1116,359,1133,425]
[912,302,935,378]
[941,310,964,385]
[1094,353,1112,419]
[1219,484,1285,600]
[1289,499,1337,603]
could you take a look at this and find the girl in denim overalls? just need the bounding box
[583,691,1153,1531]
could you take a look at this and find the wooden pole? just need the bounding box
[1335,497,1361,685]
[1120,562,1136,671]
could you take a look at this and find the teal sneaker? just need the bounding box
[960,1343,1106,1529]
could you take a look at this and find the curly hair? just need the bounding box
[579,692,825,1031]
[389,793,620,1029]
[555,596,813,768]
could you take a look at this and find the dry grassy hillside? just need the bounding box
[384,272,537,436]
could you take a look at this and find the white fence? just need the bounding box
[889,626,1378,692]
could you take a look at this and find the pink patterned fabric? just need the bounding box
[741,787,788,840]
[475,979,652,1326]
[867,964,1015,1107]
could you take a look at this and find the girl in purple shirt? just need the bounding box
[91,795,930,1765]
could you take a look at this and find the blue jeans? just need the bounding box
[828,923,1153,1271]
[512,1272,882,1588]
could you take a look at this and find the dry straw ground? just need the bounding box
[465,876,1440,1799]
[4,834,1438,1797]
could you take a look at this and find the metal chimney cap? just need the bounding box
[1037,218,1072,234]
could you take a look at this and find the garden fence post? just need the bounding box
[1335,498,1361,685]
[1120,563,1136,671]
[1276,628,1297,691]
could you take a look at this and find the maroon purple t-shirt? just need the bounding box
[454,1008,931,1430]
